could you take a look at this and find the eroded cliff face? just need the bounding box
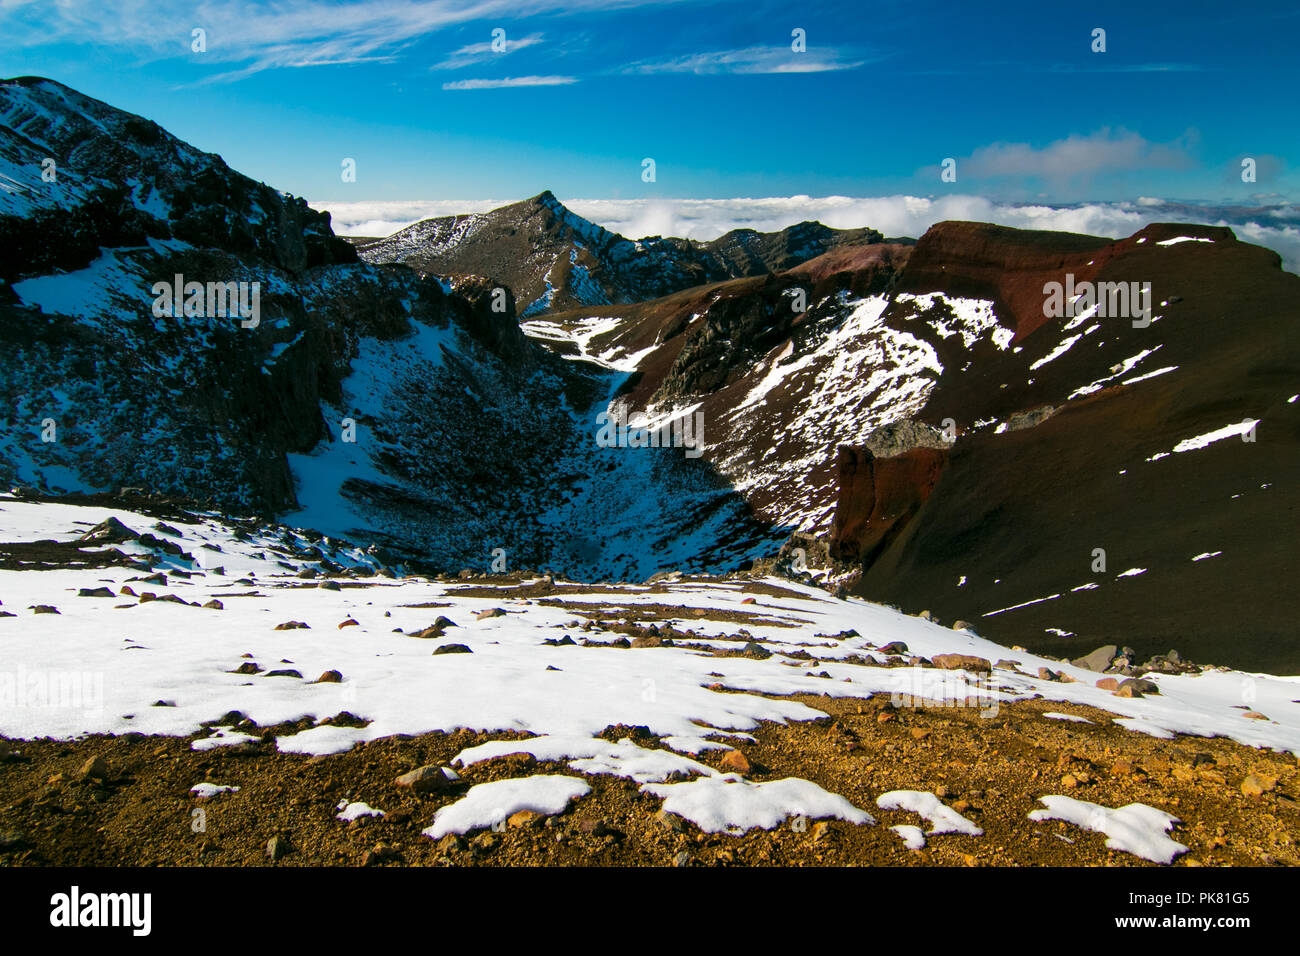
[829,442,949,567]
[844,221,1300,671]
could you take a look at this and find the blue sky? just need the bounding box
[1,0,1296,204]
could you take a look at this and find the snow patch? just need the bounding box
[642,774,875,834]
[876,789,982,836]
[1028,796,1187,863]
[422,775,591,838]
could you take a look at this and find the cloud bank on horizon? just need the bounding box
[313,195,1300,273]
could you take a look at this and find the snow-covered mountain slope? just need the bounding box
[0,78,775,579]
[3,497,1298,852]
[0,75,420,511]
[352,191,884,316]
[521,222,1300,670]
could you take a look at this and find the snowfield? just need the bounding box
[2,496,1299,844]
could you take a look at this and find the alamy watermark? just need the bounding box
[888,664,1000,718]
[0,665,104,715]
[151,274,260,328]
[50,886,151,936]
[1043,273,1152,328]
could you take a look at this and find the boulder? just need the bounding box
[432,643,472,655]
[1115,677,1159,698]
[77,517,139,545]
[1073,644,1117,673]
[931,654,992,674]
[79,755,109,780]
[1241,774,1277,797]
[719,750,751,774]
[394,765,452,794]
[508,809,544,828]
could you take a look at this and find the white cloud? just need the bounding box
[568,195,1153,242]
[441,75,576,90]
[623,45,869,75]
[433,32,544,70]
[931,129,1196,187]
[313,194,1300,272]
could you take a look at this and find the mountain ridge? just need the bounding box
[351,189,889,315]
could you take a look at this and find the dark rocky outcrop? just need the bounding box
[0,76,356,286]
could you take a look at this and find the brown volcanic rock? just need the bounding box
[896,220,1237,344]
[786,242,913,299]
[894,221,1112,343]
[931,654,992,674]
[831,444,949,565]
[856,222,1300,671]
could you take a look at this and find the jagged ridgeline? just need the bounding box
[3,77,1299,670]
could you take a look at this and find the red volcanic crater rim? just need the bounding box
[898,221,1241,343]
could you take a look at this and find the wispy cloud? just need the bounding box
[442,75,578,90]
[622,45,871,75]
[433,32,545,70]
[921,129,1198,188]
[0,0,683,82]
[1046,62,1211,74]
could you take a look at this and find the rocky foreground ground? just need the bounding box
[2,498,1299,868]
[2,689,1296,868]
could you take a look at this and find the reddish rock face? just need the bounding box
[896,220,1236,342]
[786,243,913,300]
[830,445,948,565]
